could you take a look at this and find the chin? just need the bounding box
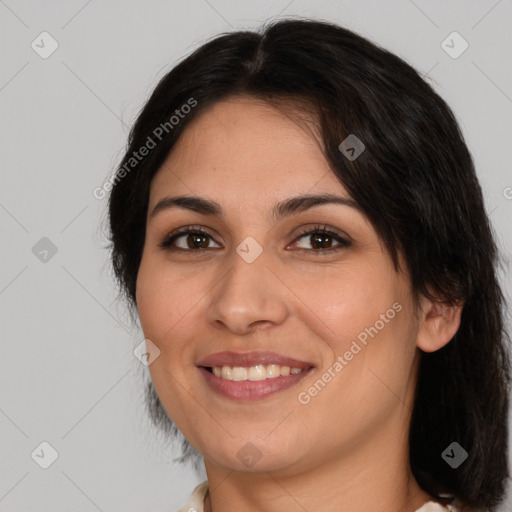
[202,439,306,474]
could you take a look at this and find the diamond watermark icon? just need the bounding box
[441,31,468,59]
[31,441,59,469]
[339,134,365,161]
[236,236,263,263]
[134,338,161,366]
[32,237,58,263]
[237,442,262,468]
[31,31,59,59]
[441,441,468,469]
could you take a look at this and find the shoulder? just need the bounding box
[415,498,490,512]
[176,480,208,512]
[415,501,461,512]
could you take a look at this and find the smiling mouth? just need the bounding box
[203,364,309,381]
[198,364,314,401]
[196,350,314,400]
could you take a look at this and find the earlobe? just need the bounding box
[416,297,463,353]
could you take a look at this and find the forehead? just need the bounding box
[149,96,348,201]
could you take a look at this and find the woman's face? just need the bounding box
[136,96,423,475]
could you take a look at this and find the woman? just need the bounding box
[107,18,510,512]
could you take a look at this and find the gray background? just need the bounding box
[1,0,511,510]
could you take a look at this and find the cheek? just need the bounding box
[299,261,415,403]
[135,256,224,379]
[299,261,401,348]
[135,256,193,345]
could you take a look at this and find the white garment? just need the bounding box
[176,480,461,511]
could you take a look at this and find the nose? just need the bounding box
[205,249,289,335]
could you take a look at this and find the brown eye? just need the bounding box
[292,225,352,252]
[159,224,351,254]
[159,227,221,251]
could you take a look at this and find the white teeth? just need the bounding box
[266,364,280,378]
[210,364,305,381]
[221,366,232,380]
[231,367,247,381]
[248,365,266,381]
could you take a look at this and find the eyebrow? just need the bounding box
[149,193,361,222]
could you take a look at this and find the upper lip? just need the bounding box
[196,351,314,369]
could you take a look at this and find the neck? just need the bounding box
[202,423,436,512]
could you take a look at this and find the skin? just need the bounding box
[135,96,462,512]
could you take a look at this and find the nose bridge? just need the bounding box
[206,244,288,333]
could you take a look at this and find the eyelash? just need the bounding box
[158,224,352,254]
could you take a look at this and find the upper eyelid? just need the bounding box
[159,226,220,249]
[160,224,351,249]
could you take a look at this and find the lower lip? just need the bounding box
[198,366,313,401]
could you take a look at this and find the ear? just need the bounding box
[416,294,463,353]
